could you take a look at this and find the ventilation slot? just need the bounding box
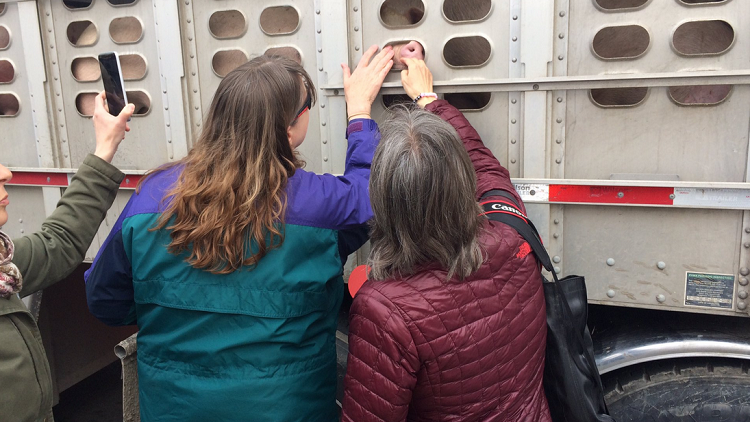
[444,36,491,67]
[590,88,648,107]
[673,20,733,56]
[380,0,425,27]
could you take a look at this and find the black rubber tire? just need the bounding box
[603,357,750,421]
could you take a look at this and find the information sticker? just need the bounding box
[684,272,735,309]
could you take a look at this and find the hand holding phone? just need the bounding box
[98,52,128,116]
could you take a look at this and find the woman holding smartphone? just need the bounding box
[85,46,393,422]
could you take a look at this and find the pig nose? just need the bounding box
[400,41,424,60]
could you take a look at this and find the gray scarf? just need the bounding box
[0,230,22,298]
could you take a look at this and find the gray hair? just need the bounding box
[368,105,484,281]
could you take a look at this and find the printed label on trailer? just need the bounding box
[513,183,549,202]
[684,272,735,309]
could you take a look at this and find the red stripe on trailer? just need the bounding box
[8,172,69,187]
[549,185,674,205]
[120,174,143,189]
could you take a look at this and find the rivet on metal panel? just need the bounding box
[354,6,359,12]
[556,118,562,123]
[512,37,517,42]
[559,11,566,17]
[741,267,750,276]
[60,124,64,128]
[606,289,615,298]
[195,106,199,110]
[166,123,171,127]
[552,256,561,263]
[554,267,561,274]
[321,104,325,108]
[606,258,615,266]
[530,190,536,195]
[317,29,321,34]
[511,99,517,104]
[738,301,747,311]
[62,139,66,143]
[168,139,172,143]
[192,72,196,76]
[322,139,327,144]
[46,177,50,182]
[510,159,516,164]
[557,97,563,103]
[740,278,749,286]
[20,229,24,234]
[165,106,169,110]
[196,123,201,127]
[512,15,518,20]
[322,122,326,126]
[533,84,539,90]
[58,108,61,112]
[318,48,322,52]
[739,290,748,300]
[188,37,193,41]
[323,157,328,162]
[54,77,57,81]
[18,219,22,223]
[657,261,666,270]
[316,9,320,14]
[64,154,68,158]
[669,194,676,200]
[511,139,516,144]
[355,46,360,51]
[511,119,516,124]
[190,54,194,59]
[559,33,565,39]
[354,26,359,31]
[553,233,559,239]
[555,158,562,164]
[50,45,54,49]
[334,90,339,95]
[554,219,559,224]
[193,89,197,93]
[656,294,666,303]
[511,58,517,63]
[558,55,564,61]
[617,192,624,198]
[319,67,324,71]
[556,139,562,144]
[163,90,167,94]
[187,19,191,23]
[745,227,750,233]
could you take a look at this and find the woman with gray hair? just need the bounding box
[341,59,551,421]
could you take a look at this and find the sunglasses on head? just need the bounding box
[295,92,312,120]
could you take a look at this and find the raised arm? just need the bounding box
[400,59,524,209]
[14,93,134,295]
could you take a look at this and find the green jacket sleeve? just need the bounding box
[13,154,125,297]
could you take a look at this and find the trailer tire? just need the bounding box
[603,358,750,421]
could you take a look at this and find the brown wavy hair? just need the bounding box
[139,55,316,274]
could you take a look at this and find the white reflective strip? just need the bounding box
[673,188,750,209]
[513,183,550,202]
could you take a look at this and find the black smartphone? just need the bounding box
[98,51,128,116]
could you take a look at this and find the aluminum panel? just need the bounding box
[1,185,50,238]
[562,205,742,315]
[0,3,43,168]
[563,86,750,183]
[47,0,171,171]
[566,0,750,76]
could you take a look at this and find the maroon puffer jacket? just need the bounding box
[341,100,551,422]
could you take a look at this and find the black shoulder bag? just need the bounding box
[481,190,615,422]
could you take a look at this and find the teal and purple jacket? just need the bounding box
[84,119,379,422]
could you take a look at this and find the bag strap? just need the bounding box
[480,190,558,281]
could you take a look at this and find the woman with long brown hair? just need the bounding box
[84,46,393,422]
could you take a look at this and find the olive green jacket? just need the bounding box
[0,154,123,422]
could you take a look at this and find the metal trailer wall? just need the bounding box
[2,0,749,358]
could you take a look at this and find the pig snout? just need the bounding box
[392,40,424,70]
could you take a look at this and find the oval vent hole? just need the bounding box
[444,36,491,67]
[264,47,302,64]
[673,20,733,56]
[212,50,248,78]
[595,0,649,10]
[259,6,299,35]
[210,10,246,39]
[72,57,100,82]
[445,92,491,111]
[443,0,491,22]
[593,25,650,59]
[669,85,732,105]
[110,17,142,44]
[380,0,425,27]
[590,87,648,107]
[0,93,19,116]
[67,21,98,47]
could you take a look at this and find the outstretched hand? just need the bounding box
[342,45,394,120]
[400,59,435,109]
[92,91,135,163]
